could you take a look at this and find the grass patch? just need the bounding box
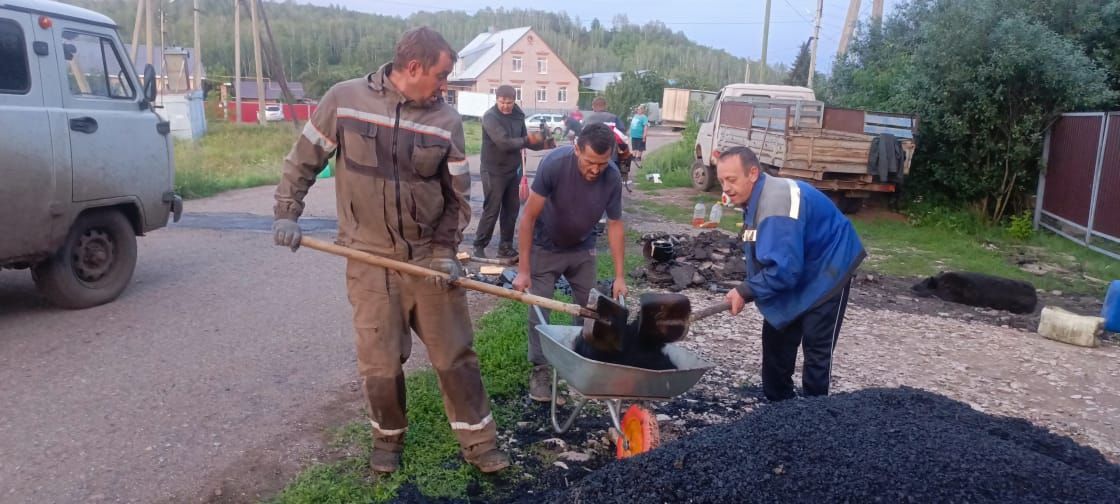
[174,122,297,199]
[635,120,699,191]
[175,119,482,200]
[632,189,1116,295]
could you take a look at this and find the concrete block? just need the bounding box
[1037,306,1103,348]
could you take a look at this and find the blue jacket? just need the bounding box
[736,174,866,330]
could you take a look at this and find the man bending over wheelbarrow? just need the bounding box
[512,122,629,402]
[716,146,866,402]
[270,27,509,474]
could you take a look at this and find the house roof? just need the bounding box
[579,72,624,92]
[126,45,206,81]
[233,80,306,101]
[448,26,532,82]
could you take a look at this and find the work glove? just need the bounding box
[425,255,463,290]
[272,218,302,252]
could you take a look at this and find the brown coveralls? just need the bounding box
[274,63,493,453]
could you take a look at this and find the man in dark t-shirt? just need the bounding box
[511,123,629,401]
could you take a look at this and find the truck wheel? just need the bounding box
[32,210,138,309]
[691,160,717,192]
[834,195,864,215]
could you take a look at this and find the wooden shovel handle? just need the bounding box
[691,302,731,322]
[300,237,594,320]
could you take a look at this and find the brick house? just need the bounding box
[447,26,579,114]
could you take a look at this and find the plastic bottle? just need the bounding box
[692,203,706,227]
[708,202,723,225]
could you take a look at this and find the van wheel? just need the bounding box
[32,210,137,309]
[833,195,864,215]
[692,160,717,192]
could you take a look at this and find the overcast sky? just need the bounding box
[300,0,905,74]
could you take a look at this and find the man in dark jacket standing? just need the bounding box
[716,146,866,403]
[474,85,547,258]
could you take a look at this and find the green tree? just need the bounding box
[826,0,1117,221]
[603,71,668,121]
[786,39,811,86]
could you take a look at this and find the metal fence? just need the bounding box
[1035,112,1120,259]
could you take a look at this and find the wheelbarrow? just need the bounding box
[534,305,715,459]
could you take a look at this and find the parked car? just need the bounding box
[0,0,182,308]
[264,104,284,121]
[525,113,565,137]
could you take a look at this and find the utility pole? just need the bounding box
[760,0,772,84]
[234,0,242,123]
[838,0,862,57]
[130,0,143,62]
[872,0,884,21]
[808,0,823,88]
[256,0,301,130]
[192,0,202,92]
[249,0,266,125]
[145,0,154,75]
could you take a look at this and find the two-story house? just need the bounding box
[447,26,579,114]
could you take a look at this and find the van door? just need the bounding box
[52,23,170,226]
[0,12,54,260]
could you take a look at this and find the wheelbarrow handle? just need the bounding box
[300,237,595,321]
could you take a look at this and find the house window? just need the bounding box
[0,20,30,94]
[557,87,567,103]
[445,89,457,105]
[512,56,522,72]
[489,87,496,95]
[536,87,547,102]
[514,87,522,101]
[537,57,547,74]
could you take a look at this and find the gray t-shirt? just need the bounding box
[531,145,623,251]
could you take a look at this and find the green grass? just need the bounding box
[174,122,298,199]
[271,249,641,503]
[174,119,483,200]
[635,120,700,191]
[631,187,1116,295]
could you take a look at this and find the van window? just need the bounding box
[0,19,30,94]
[61,31,135,99]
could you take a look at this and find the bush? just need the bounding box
[1007,211,1034,241]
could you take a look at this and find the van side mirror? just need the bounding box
[143,64,157,104]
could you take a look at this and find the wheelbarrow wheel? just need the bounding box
[615,405,660,459]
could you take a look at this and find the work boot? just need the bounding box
[369,434,404,474]
[472,246,487,259]
[529,364,552,402]
[497,243,517,258]
[463,444,511,473]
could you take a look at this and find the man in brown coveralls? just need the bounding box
[270,27,509,474]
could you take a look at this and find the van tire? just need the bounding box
[692,160,717,192]
[32,210,138,309]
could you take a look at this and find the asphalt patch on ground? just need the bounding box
[545,387,1120,503]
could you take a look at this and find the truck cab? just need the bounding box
[0,0,182,308]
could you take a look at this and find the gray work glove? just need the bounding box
[272,218,302,252]
[425,255,462,290]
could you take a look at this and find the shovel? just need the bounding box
[632,293,732,345]
[299,237,624,337]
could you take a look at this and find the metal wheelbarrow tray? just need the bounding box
[535,315,714,456]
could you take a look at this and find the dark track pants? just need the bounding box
[760,280,851,402]
[473,168,520,249]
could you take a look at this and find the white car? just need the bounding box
[264,104,284,121]
[525,113,565,137]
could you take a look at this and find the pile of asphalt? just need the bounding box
[550,387,1120,503]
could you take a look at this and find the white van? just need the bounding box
[0,0,181,308]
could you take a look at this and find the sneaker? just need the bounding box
[472,246,487,259]
[464,447,511,473]
[529,364,552,402]
[370,448,401,474]
[497,243,517,258]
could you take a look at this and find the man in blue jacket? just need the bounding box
[716,146,866,402]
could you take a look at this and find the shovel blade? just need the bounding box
[581,289,629,353]
[634,293,693,345]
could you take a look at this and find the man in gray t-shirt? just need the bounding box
[512,122,628,402]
